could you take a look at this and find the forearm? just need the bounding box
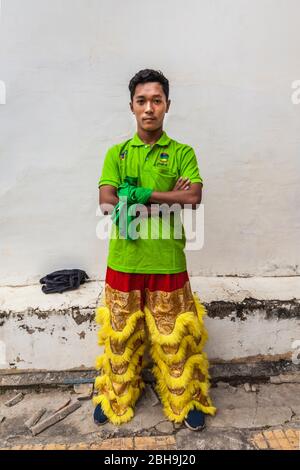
[149,190,200,208]
[99,194,119,215]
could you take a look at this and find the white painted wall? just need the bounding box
[0,0,300,286]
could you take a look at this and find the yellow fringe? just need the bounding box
[95,343,145,383]
[102,330,145,365]
[155,376,209,410]
[144,295,206,347]
[152,351,210,389]
[161,399,217,423]
[96,306,145,344]
[92,395,134,425]
[193,294,207,316]
[144,309,201,346]
[150,332,208,366]
[94,375,145,407]
[94,375,107,389]
[156,374,209,397]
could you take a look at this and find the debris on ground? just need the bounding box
[73,384,93,400]
[4,393,24,407]
[30,401,81,436]
[25,408,47,429]
[53,396,71,413]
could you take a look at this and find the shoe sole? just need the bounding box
[94,419,108,426]
[184,420,206,432]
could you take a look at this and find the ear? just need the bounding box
[130,102,134,113]
[166,99,171,113]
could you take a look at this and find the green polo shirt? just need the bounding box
[98,131,203,274]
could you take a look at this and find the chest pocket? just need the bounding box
[141,167,178,192]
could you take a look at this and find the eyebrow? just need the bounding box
[135,94,163,99]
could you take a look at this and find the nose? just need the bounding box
[145,101,154,113]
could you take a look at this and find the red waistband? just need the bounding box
[105,267,189,293]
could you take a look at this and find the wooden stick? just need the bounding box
[30,401,81,436]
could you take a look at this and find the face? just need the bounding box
[130,82,171,132]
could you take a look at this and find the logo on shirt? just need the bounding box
[120,150,127,160]
[158,153,169,166]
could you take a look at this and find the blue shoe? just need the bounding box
[184,408,205,431]
[93,404,108,425]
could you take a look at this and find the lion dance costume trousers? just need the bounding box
[93,267,216,425]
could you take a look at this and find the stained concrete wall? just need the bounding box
[1,278,299,370]
[0,0,300,286]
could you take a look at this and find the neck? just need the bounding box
[137,127,164,145]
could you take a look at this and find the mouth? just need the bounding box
[143,118,156,121]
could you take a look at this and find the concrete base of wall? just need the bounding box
[0,361,299,390]
[0,277,299,371]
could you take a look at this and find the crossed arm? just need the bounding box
[149,179,202,208]
[99,178,203,215]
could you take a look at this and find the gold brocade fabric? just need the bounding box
[105,284,142,331]
[145,282,196,334]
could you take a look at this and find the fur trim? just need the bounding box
[144,308,201,346]
[150,332,208,366]
[161,399,216,423]
[96,306,144,344]
[92,395,134,425]
[152,352,210,390]
[94,375,145,407]
[95,343,145,383]
[102,330,145,364]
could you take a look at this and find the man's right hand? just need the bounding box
[172,177,191,191]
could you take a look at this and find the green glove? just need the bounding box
[111,176,153,240]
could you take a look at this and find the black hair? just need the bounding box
[129,69,169,101]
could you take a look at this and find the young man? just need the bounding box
[93,69,216,431]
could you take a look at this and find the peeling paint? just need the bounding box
[71,308,95,326]
[207,298,300,320]
[35,327,45,333]
[0,298,298,329]
[19,325,35,335]
[15,355,25,363]
[18,324,46,335]
[0,311,9,321]
[0,307,96,325]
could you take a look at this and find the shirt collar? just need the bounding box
[131,131,171,147]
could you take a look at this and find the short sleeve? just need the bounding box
[98,146,121,189]
[179,146,203,185]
